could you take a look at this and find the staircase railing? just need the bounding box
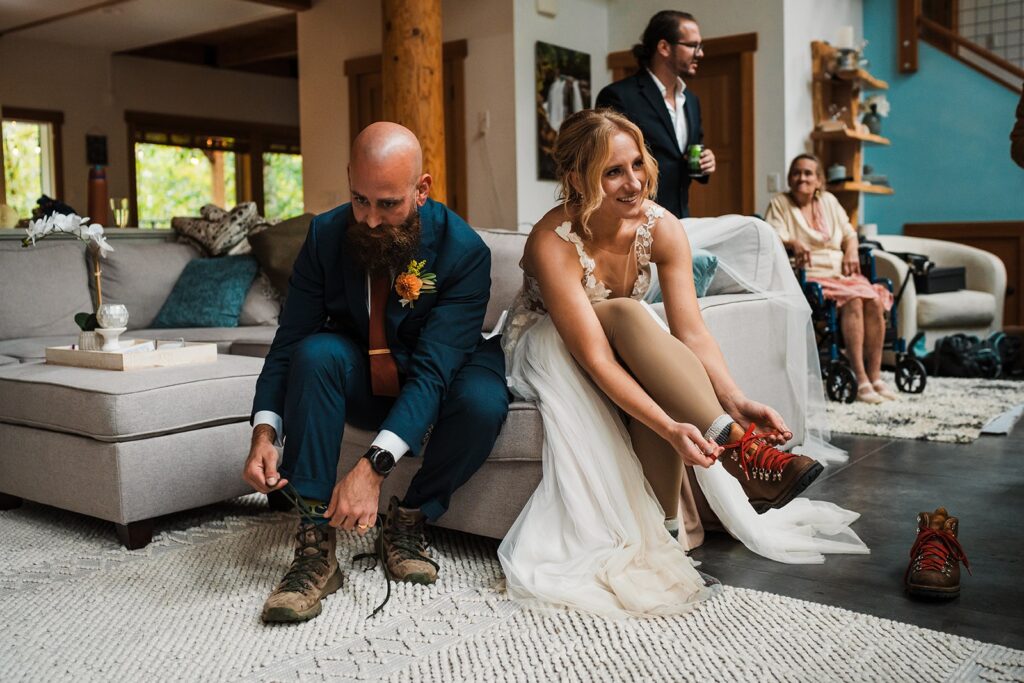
[898,0,1024,94]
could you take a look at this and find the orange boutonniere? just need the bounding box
[396,259,437,308]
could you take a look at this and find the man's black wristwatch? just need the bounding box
[362,446,396,477]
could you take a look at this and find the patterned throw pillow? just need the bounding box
[151,255,259,328]
[171,202,263,256]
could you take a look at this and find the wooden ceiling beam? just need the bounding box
[236,0,311,10]
[0,0,133,38]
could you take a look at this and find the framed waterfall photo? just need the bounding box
[536,41,591,180]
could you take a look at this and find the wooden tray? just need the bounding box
[45,341,218,371]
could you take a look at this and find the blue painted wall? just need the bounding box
[862,0,1024,234]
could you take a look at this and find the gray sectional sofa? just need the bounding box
[0,219,801,548]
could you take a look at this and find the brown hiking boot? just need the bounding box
[261,522,343,623]
[719,424,824,514]
[381,496,439,585]
[905,507,970,599]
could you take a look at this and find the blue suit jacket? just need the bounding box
[596,71,708,218]
[251,198,495,454]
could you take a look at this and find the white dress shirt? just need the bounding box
[647,69,689,152]
[253,272,411,461]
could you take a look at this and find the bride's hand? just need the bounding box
[725,396,793,445]
[663,422,722,468]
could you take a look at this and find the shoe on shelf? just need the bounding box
[857,382,886,404]
[905,507,970,600]
[871,379,898,401]
[262,522,343,623]
[719,424,824,514]
[382,496,439,584]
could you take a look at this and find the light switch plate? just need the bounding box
[536,0,557,18]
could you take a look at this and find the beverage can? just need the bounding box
[686,144,704,177]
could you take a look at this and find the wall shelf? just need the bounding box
[828,182,895,195]
[811,41,894,226]
[811,129,891,145]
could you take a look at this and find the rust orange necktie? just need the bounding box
[368,274,401,397]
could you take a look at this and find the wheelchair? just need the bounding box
[797,242,928,403]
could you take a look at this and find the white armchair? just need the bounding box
[872,235,1006,351]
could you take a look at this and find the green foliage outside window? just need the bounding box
[135,143,236,228]
[2,121,45,220]
[263,152,303,220]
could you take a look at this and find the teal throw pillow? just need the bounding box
[691,249,719,297]
[645,249,719,303]
[151,255,259,328]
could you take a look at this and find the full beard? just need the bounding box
[347,209,422,277]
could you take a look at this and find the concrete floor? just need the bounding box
[691,424,1024,650]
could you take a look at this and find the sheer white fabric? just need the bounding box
[499,210,868,616]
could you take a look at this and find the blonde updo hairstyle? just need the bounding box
[553,108,659,239]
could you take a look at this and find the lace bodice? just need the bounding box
[503,205,663,357]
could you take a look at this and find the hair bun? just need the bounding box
[631,43,648,61]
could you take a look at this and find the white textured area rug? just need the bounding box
[2,498,1022,683]
[826,372,1024,443]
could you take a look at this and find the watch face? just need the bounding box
[372,448,395,474]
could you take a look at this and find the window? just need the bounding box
[262,143,303,221]
[125,112,300,228]
[1,107,64,223]
[133,133,238,229]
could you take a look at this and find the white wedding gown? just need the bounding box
[498,208,868,617]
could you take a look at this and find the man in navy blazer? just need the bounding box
[596,10,716,218]
[244,122,509,623]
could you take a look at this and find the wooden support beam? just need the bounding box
[236,0,311,10]
[898,0,921,73]
[381,0,447,204]
[217,29,297,67]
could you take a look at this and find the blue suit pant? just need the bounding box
[280,333,509,520]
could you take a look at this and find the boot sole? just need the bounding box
[749,462,825,514]
[907,584,960,600]
[396,572,437,585]
[261,567,344,623]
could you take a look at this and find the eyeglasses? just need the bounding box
[675,41,703,53]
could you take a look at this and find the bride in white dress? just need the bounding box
[498,109,867,617]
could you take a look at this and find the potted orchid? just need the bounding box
[23,213,116,345]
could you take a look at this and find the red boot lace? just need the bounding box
[905,528,971,581]
[721,423,796,481]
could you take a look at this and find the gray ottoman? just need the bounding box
[0,355,264,548]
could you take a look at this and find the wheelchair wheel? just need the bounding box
[826,362,857,403]
[895,356,927,394]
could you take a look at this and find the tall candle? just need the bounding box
[835,26,855,50]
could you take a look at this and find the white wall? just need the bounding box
[296,0,517,229]
[782,0,863,169]
[0,36,299,215]
[607,1,786,214]
[513,0,611,230]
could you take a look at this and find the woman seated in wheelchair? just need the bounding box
[765,154,895,404]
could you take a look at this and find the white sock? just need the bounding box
[664,517,680,538]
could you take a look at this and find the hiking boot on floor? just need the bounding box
[719,423,824,514]
[382,496,439,585]
[262,522,343,623]
[905,507,970,600]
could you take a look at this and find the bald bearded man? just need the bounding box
[244,123,509,623]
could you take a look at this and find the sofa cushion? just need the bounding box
[151,256,259,328]
[248,213,315,296]
[0,355,264,441]
[476,228,527,332]
[239,272,282,326]
[917,290,996,328]
[88,241,200,329]
[0,241,93,341]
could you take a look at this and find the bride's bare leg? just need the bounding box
[592,298,823,515]
[593,299,733,540]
